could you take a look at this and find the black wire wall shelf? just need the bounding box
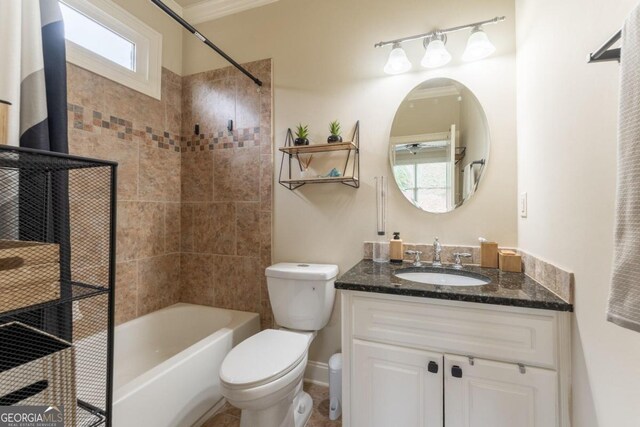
[278,121,360,190]
[0,145,117,427]
[0,282,109,319]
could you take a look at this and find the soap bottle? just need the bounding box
[389,232,403,264]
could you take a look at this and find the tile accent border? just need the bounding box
[68,103,182,152]
[363,241,574,304]
[180,128,261,152]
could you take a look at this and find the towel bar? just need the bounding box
[588,29,621,63]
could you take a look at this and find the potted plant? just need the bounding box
[327,120,343,143]
[294,123,310,146]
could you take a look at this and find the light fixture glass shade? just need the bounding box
[384,44,412,75]
[421,38,452,68]
[462,27,496,61]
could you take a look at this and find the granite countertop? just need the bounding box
[335,259,573,312]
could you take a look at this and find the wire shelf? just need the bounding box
[0,145,116,427]
[0,282,110,320]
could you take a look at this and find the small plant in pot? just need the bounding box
[294,124,310,146]
[327,120,343,143]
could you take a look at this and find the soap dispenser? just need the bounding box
[390,232,403,264]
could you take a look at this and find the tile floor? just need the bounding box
[202,382,342,427]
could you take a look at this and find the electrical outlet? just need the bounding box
[520,192,528,218]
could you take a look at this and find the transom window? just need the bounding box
[59,0,162,99]
[60,2,135,71]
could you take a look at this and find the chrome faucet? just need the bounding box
[432,237,442,267]
[453,252,472,270]
[405,250,423,267]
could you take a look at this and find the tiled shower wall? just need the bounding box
[67,63,182,325]
[66,59,273,327]
[179,59,274,328]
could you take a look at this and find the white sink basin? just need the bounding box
[394,271,490,287]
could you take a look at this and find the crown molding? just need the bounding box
[407,85,461,101]
[183,0,279,24]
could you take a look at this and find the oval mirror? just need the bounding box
[389,78,489,213]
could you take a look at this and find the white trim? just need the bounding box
[61,0,163,100]
[304,360,329,387]
[183,0,279,24]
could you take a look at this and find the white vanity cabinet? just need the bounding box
[341,291,572,427]
[352,340,443,427]
[444,355,558,427]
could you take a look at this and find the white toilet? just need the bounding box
[219,263,338,427]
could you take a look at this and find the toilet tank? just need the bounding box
[265,263,339,331]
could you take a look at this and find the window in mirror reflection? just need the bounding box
[393,154,452,213]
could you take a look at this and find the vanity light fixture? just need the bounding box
[384,43,412,75]
[421,34,452,68]
[462,26,496,61]
[376,16,505,74]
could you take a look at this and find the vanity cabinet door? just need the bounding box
[444,354,558,427]
[351,339,443,427]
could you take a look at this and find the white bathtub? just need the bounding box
[112,303,260,427]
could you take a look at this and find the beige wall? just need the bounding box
[183,0,517,364]
[112,0,184,75]
[516,0,640,425]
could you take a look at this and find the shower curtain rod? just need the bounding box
[149,0,263,87]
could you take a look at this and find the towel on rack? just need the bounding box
[608,4,640,333]
[462,163,475,200]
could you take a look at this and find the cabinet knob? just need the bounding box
[427,361,438,374]
[451,365,463,378]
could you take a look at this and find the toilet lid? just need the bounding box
[265,263,339,280]
[220,329,309,388]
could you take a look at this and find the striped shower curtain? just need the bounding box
[0,0,68,149]
[0,0,71,340]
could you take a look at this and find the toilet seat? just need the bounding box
[220,329,310,389]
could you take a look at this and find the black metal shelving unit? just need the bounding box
[278,121,360,190]
[0,145,116,427]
